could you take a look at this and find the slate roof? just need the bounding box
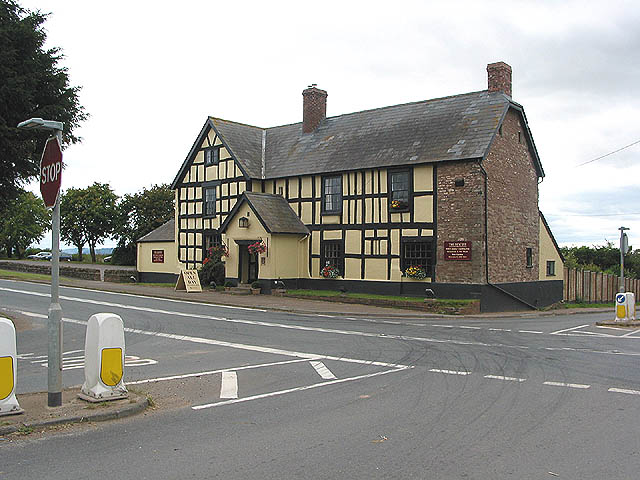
[137,219,175,243]
[219,192,309,235]
[206,90,542,180]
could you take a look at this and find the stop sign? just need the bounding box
[40,136,62,208]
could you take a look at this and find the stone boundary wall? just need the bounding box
[0,261,136,283]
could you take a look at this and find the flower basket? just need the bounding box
[390,200,408,210]
[404,265,427,279]
[248,241,267,255]
[321,264,340,279]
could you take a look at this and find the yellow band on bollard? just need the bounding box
[100,348,123,387]
[0,356,14,400]
[617,305,626,318]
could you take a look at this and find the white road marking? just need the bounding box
[40,355,158,370]
[432,324,454,328]
[550,324,590,335]
[484,375,526,382]
[310,361,337,380]
[458,326,481,330]
[429,369,471,375]
[488,328,511,332]
[220,371,238,399]
[127,359,311,385]
[543,381,591,389]
[596,325,625,331]
[608,387,640,395]
[60,317,411,369]
[621,329,640,337]
[0,279,265,312]
[192,367,410,410]
[518,330,543,334]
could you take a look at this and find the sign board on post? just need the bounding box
[444,241,472,261]
[175,269,202,292]
[152,250,164,263]
[40,136,62,208]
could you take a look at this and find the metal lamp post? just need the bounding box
[17,118,64,407]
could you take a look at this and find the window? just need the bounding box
[526,247,533,268]
[204,147,219,166]
[204,233,222,251]
[204,186,216,216]
[321,239,344,275]
[546,260,555,276]
[389,169,410,212]
[322,175,342,214]
[401,238,434,277]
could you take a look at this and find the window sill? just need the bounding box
[321,211,342,216]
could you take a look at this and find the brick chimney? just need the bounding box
[302,84,327,133]
[487,62,512,98]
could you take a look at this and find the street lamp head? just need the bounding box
[17,118,63,131]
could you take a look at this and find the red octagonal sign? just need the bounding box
[40,136,62,208]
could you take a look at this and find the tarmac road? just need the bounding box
[1,278,639,479]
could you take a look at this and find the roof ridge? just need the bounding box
[264,90,493,131]
[209,116,264,130]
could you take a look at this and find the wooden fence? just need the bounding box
[563,267,640,303]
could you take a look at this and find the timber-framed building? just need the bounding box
[138,62,563,311]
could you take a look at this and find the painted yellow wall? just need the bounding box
[539,217,564,281]
[137,241,181,274]
[271,234,310,279]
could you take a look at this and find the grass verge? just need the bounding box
[551,302,614,309]
[286,289,474,307]
[0,268,52,282]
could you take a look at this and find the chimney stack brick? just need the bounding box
[487,62,512,98]
[302,84,327,133]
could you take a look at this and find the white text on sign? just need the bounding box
[41,162,61,185]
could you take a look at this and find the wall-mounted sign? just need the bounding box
[444,241,472,261]
[152,250,164,263]
[175,269,202,293]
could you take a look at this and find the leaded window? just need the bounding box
[546,260,555,276]
[389,170,410,211]
[321,239,344,275]
[204,147,219,166]
[322,175,342,214]
[204,187,216,216]
[401,238,434,277]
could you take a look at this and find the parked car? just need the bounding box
[59,253,72,262]
[27,251,52,260]
[103,256,112,263]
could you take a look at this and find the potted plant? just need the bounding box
[404,265,427,279]
[224,280,235,291]
[321,264,340,279]
[250,281,261,295]
[248,241,266,255]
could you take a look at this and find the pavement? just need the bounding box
[0,272,617,439]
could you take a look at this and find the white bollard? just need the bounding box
[615,292,636,322]
[0,317,23,416]
[79,313,128,402]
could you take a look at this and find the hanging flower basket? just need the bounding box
[404,265,427,279]
[248,241,266,255]
[321,264,340,279]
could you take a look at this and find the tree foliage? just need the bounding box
[112,184,174,265]
[0,1,87,209]
[0,188,50,258]
[60,187,87,261]
[561,242,640,279]
[79,182,119,262]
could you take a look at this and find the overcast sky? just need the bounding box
[21,0,640,250]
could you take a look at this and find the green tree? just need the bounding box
[0,1,87,209]
[0,189,50,258]
[81,183,119,262]
[112,184,174,265]
[60,187,87,261]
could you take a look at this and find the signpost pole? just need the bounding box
[48,128,63,407]
[619,226,629,294]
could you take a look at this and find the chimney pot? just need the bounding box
[487,61,512,98]
[302,84,327,133]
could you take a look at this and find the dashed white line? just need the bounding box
[608,387,640,395]
[432,324,454,328]
[518,330,543,334]
[543,381,591,389]
[458,326,481,330]
[484,375,526,382]
[429,369,471,375]
[488,328,511,332]
[310,361,337,380]
[220,371,238,399]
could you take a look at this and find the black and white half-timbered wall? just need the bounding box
[149,62,564,311]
